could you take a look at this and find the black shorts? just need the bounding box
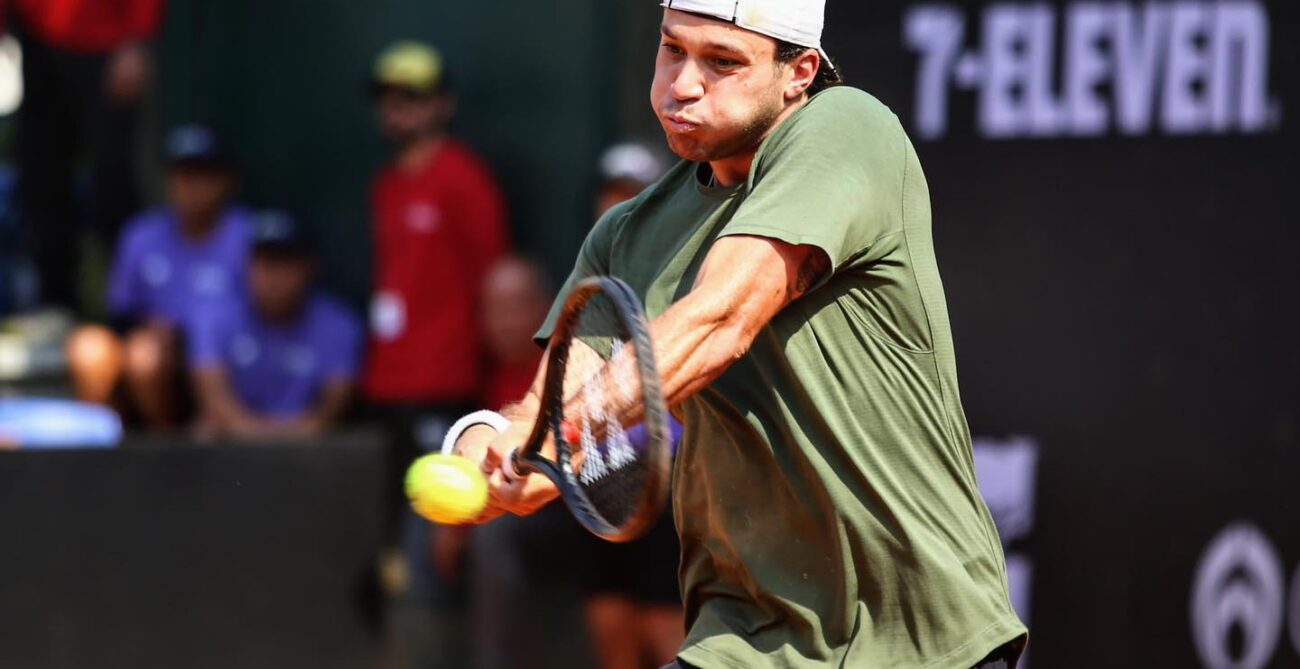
[576,503,681,605]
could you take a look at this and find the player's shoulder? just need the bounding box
[758,86,909,172]
[585,161,696,250]
[780,86,906,142]
[804,86,897,121]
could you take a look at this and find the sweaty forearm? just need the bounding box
[564,288,753,432]
[559,238,824,433]
[650,292,753,406]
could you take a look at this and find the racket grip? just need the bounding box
[502,448,523,482]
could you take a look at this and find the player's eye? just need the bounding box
[661,43,684,56]
[712,57,739,69]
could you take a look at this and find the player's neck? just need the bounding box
[707,155,752,188]
[397,134,445,173]
[708,96,809,188]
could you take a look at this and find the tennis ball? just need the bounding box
[405,453,489,525]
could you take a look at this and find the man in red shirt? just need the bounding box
[362,40,508,645]
[364,41,508,410]
[3,0,163,311]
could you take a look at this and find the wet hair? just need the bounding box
[774,40,844,96]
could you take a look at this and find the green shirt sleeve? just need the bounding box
[533,199,632,346]
[720,88,906,284]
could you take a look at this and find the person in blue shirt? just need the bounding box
[66,124,252,428]
[189,210,363,440]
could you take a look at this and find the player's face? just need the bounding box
[249,253,312,321]
[377,88,451,143]
[166,165,232,224]
[651,10,790,163]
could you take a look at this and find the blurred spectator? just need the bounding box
[366,39,512,415]
[5,0,163,311]
[595,142,666,220]
[189,211,361,440]
[362,38,509,482]
[66,124,250,428]
[480,255,548,410]
[464,255,576,669]
[584,142,683,669]
[361,40,507,668]
[362,40,508,423]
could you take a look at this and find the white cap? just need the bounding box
[599,143,666,187]
[661,0,834,71]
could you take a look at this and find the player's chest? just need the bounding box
[610,198,742,319]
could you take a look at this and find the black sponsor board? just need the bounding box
[0,435,384,669]
[823,1,1298,667]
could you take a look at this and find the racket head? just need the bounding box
[516,276,671,543]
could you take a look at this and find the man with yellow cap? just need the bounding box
[454,2,1027,667]
[362,40,509,661]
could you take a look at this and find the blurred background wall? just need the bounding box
[155,0,629,299]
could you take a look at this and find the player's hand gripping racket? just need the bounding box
[500,276,672,542]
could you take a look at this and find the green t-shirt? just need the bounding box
[539,87,1025,668]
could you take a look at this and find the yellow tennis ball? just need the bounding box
[405,453,489,524]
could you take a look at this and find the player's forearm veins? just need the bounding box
[572,236,829,428]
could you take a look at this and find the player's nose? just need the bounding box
[670,59,705,102]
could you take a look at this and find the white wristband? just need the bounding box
[441,410,512,456]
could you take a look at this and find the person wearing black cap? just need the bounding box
[188,211,362,440]
[67,124,253,428]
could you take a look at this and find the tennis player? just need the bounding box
[452,1,1027,666]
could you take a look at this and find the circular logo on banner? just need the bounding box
[1191,523,1284,669]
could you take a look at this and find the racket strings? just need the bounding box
[550,280,669,539]
[568,328,646,525]
[576,337,638,486]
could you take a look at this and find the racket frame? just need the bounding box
[508,276,672,543]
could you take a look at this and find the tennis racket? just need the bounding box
[501,276,672,543]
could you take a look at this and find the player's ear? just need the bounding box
[785,49,819,101]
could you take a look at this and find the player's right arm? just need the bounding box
[451,199,632,519]
[452,337,610,521]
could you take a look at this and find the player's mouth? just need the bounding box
[662,114,701,134]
